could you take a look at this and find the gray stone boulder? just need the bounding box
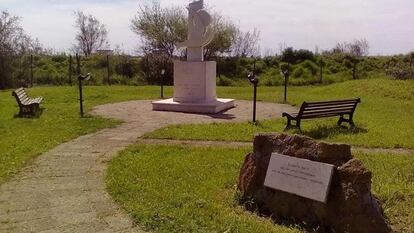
[238,133,390,233]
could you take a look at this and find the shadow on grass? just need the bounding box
[298,125,368,139]
[237,195,322,233]
[13,107,45,119]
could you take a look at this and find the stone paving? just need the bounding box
[0,100,295,232]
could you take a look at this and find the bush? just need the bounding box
[217,75,236,86]
[302,60,319,75]
[292,67,305,78]
[386,68,414,80]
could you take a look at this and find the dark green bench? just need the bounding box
[282,98,361,130]
[12,88,43,116]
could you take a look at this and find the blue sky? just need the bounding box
[1,0,413,55]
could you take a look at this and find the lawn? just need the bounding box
[0,85,172,184]
[147,78,414,149]
[106,144,414,233]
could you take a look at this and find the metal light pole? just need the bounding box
[160,69,165,99]
[281,63,290,103]
[248,72,259,123]
[68,55,73,86]
[78,73,91,118]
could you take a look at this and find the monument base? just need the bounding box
[152,98,235,114]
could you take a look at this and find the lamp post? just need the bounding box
[281,63,290,103]
[160,69,165,99]
[78,73,91,118]
[248,72,259,123]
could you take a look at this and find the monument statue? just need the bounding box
[152,0,235,114]
[177,0,214,61]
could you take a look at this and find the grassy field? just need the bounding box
[147,79,414,149]
[0,85,172,184]
[106,144,414,233]
[1,78,412,184]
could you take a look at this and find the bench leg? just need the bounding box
[31,104,40,116]
[337,116,345,126]
[338,115,355,128]
[284,118,301,131]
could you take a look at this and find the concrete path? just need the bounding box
[0,100,295,233]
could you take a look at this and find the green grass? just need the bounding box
[147,79,414,149]
[106,144,301,233]
[0,85,172,185]
[106,144,414,233]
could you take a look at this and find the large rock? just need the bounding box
[238,133,390,233]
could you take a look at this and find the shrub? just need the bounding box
[302,60,319,75]
[386,68,414,80]
[217,75,236,86]
[292,67,305,78]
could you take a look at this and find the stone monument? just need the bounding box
[238,133,390,233]
[152,0,235,114]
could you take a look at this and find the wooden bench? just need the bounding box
[282,98,361,130]
[12,88,43,116]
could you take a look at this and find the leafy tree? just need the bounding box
[332,39,369,79]
[73,11,108,57]
[131,2,186,58]
[204,14,238,60]
[408,51,414,67]
[131,1,257,83]
[0,11,42,89]
[316,57,326,83]
[281,47,314,64]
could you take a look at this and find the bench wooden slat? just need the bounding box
[17,94,29,101]
[301,113,345,119]
[302,107,355,116]
[302,111,354,118]
[304,103,357,111]
[305,100,360,108]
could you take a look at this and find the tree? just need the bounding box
[231,28,261,58]
[281,47,314,64]
[73,11,108,57]
[332,39,369,79]
[204,14,238,60]
[316,56,326,83]
[131,2,186,58]
[131,1,253,83]
[408,51,414,67]
[131,2,186,83]
[0,11,42,89]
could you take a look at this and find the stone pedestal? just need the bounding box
[152,60,235,114]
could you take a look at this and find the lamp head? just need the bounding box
[78,73,91,81]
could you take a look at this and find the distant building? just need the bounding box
[93,49,114,55]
